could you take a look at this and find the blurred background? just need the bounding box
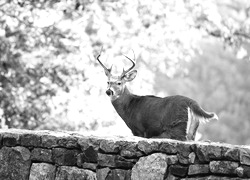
[0,0,250,145]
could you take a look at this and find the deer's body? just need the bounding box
[111,86,216,140]
[96,49,218,141]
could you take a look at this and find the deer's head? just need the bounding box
[96,50,137,101]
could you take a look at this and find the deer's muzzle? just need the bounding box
[106,89,114,96]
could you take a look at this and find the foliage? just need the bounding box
[0,0,250,144]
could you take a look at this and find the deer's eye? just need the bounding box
[107,82,110,85]
[117,82,121,85]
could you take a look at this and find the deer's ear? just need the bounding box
[123,70,137,82]
[104,65,113,77]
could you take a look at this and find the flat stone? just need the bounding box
[236,166,244,177]
[106,169,131,180]
[176,142,192,164]
[20,133,42,147]
[177,152,196,165]
[120,149,142,158]
[97,167,110,180]
[193,144,222,162]
[181,176,239,180]
[165,174,179,180]
[239,148,250,166]
[3,133,21,146]
[188,152,196,164]
[78,136,102,151]
[31,148,53,162]
[77,153,97,171]
[188,164,209,175]
[178,154,190,164]
[40,131,79,148]
[242,165,250,178]
[82,146,98,163]
[0,146,31,180]
[81,162,98,171]
[158,141,178,154]
[120,142,142,158]
[77,146,98,166]
[41,134,58,148]
[166,155,178,165]
[57,136,79,148]
[98,153,116,167]
[168,165,188,177]
[52,148,79,166]
[98,153,135,169]
[176,143,192,157]
[209,161,239,175]
[137,140,160,154]
[100,139,120,153]
[131,153,168,180]
[55,166,96,180]
[29,163,56,180]
[236,165,250,178]
[223,147,240,161]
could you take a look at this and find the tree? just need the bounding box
[0,0,250,144]
[0,1,85,129]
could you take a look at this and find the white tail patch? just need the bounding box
[197,106,219,123]
[186,107,218,140]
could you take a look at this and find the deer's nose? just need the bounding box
[106,89,114,96]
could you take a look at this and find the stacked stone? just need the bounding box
[0,129,250,180]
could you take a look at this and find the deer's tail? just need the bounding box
[186,101,218,140]
[189,102,218,123]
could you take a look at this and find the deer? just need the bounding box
[96,50,218,141]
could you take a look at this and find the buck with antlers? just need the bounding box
[96,50,218,141]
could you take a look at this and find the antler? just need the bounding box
[96,47,112,76]
[121,50,136,77]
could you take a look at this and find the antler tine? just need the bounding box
[96,47,112,75]
[121,51,136,77]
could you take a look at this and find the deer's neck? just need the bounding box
[111,86,135,123]
[111,86,145,137]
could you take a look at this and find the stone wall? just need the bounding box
[0,129,250,180]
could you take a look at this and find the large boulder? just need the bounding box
[131,153,168,180]
[55,166,96,180]
[0,146,31,180]
[29,163,56,180]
